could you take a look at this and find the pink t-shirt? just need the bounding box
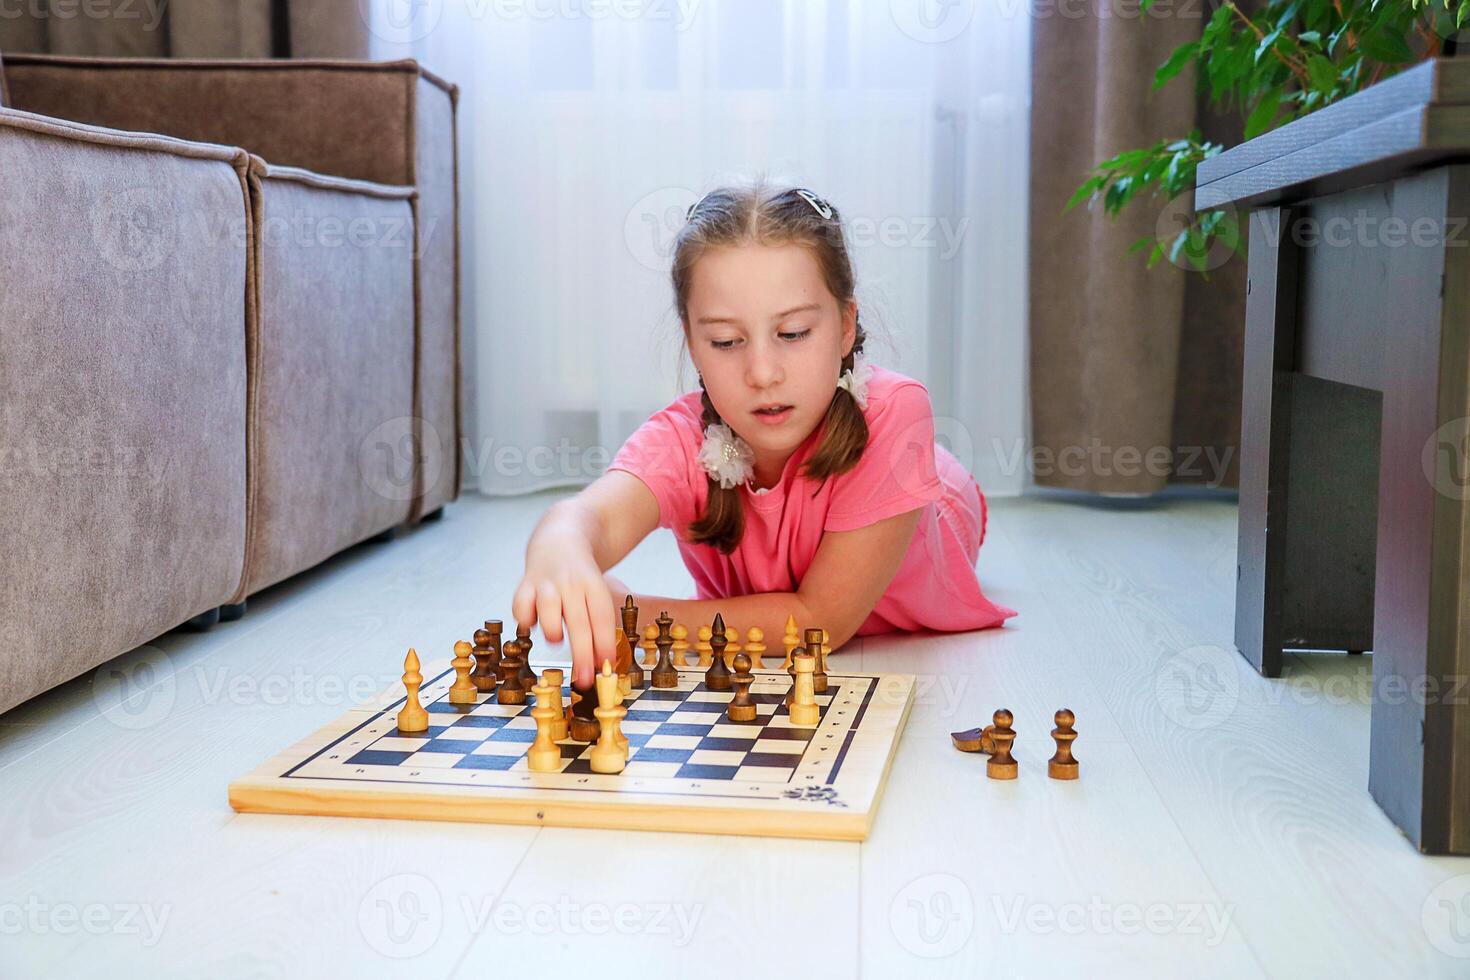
[607,364,1017,636]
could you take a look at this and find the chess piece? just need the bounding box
[470,627,498,694]
[723,625,741,668]
[695,625,713,668]
[804,628,828,694]
[619,596,644,690]
[745,627,766,669]
[543,668,568,740]
[589,661,627,773]
[515,624,536,686]
[639,624,659,668]
[728,652,756,722]
[671,623,690,667]
[705,615,733,691]
[987,709,1018,780]
[527,675,563,772]
[497,639,527,705]
[620,629,643,691]
[569,676,600,742]
[781,614,800,670]
[1048,709,1079,780]
[651,611,678,688]
[950,725,996,754]
[396,648,429,733]
[788,651,820,726]
[449,639,477,704]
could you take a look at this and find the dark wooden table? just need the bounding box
[1197,58,1470,855]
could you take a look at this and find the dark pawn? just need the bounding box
[804,627,828,694]
[515,624,536,686]
[727,652,756,722]
[651,610,678,688]
[497,639,527,705]
[471,628,498,694]
[704,614,733,691]
[569,678,600,741]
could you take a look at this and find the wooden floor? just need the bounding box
[2,492,1468,978]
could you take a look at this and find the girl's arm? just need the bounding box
[618,506,923,656]
[513,470,660,686]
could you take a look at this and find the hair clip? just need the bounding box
[795,188,834,220]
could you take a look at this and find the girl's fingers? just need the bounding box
[511,580,538,630]
[562,588,594,687]
[588,582,619,671]
[534,581,564,644]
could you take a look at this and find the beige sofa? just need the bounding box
[0,50,461,716]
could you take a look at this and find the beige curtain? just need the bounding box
[1029,2,1245,495]
[0,0,369,59]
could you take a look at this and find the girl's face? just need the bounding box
[685,243,856,473]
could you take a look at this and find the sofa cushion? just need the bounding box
[0,107,250,716]
[236,158,418,597]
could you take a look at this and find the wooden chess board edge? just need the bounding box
[226,780,873,841]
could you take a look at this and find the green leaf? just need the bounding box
[1155,41,1198,88]
[1307,54,1338,94]
[1064,177,1104,212]
[1245,89,1282,139]
[1298,30,1322,45]
[1358,29,1414,64]
[1255,28,1283,65]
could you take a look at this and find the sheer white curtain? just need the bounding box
[367,0,1030,497]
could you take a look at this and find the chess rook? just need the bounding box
[788,650,820,726]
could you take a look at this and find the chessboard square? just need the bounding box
[418,739,472,753]
[346,749,412,767]
[668,710,721,725]
[744,751,805,768]
[625,732,654,748]
[372,737,431,752]
[628,747,694,764]
[621,720,660,735]
[405,750,464,768]
[453,714,508,728]
[432,725,495,743]
[428,701,471,714]
[635,690,685,704]
[705,724,762,740]
[686,691,732,703]
[505,756,573,773]
[487,726,537,743]
[686,749,747,767]
[471,740,528,756]
[500,716,536,730]
[623,760,684,778]
[644,734,702,751]
[749,692,787,704]
[698,737,763,753]
[675,762,740,780]
[472,703,524,717]
[753,738,808,755]
[454,752,520,771]
[657,723,715,738]
[734,765,795,782]
[765,716,821,732]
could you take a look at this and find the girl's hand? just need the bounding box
[511,537,619,688]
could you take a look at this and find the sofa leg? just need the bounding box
[220,601,248,622]
[369,525,400,545]
[420,507,445,523]
[183,606,222,631]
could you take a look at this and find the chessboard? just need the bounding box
[229,660,915,841]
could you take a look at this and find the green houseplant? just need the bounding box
[1070,0,1470,270]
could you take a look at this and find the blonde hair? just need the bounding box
[673,178,869,554]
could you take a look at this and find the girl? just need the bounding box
[513,181,1015,686]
